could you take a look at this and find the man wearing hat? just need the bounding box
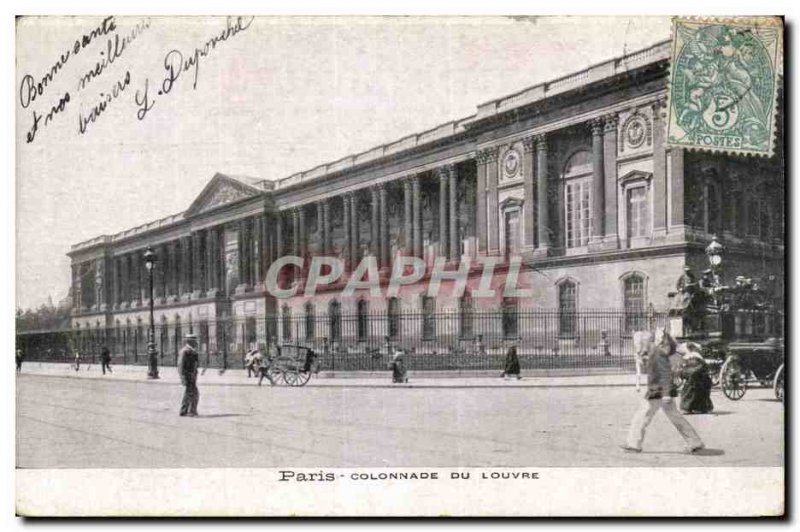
[177,333,200,417]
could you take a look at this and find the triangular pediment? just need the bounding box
[186,173,263,217]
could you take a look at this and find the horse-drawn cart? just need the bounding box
[719,339,784,401]
[259,344,319,386]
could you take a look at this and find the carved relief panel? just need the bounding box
[618,107,654,157]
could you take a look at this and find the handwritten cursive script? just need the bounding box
[135,16,254,121]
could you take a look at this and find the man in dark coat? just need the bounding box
[177,333,200,417]
[100,346,112,375]
[501,339,522,380]
[15,349,24,374]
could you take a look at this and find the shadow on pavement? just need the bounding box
[195,414,247,419]
[640,448,725,457]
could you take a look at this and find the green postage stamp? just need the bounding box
[667,17,783,157]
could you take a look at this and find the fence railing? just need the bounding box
[17,308,680,372]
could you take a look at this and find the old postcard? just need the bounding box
[14,15,785,517]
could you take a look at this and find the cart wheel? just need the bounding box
[283,370,301,386]
[721,357,747,400]
[267,367,283,386]
[295,371,312,387]
[773,363,784,403]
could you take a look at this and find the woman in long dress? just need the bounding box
[679,343,714,414]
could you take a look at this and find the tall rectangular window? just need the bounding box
[626,186,649,238]
[624,275,646,333]
[504,210,520,257]
[565,180,591,248]
[421,296,435,341]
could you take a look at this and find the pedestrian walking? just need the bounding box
[622,329,705,454]
[100,346,113,375]
[501,339,522,380]
[177,333,200,417]
[389,349,408,383]
[245,345,263,378]
[678,342,714,414]
[73,351,81,372]
[15,349,24,374]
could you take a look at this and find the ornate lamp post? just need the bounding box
[144,247,160,379]
[705,235,725,286]
[704,234,726,312]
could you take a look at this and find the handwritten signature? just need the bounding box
[135,16,254,121]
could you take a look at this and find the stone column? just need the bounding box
[603,113,619,248]
[237,221,246,289]
[192,232,202,296]
[590,118,605,245]
[292,209,300,257]
[669,149,685,233]
[379,184,390,269]
[448,165,459,261]
[476,152,488,253]
[276,213,284,258]
[323,199,332,255]
[182,236,192,297]
[438,168,449,258]
[535,135,551,254]
[522,137,536,251]
[297,207,306,259]
[253,218,262,287]
[349,193,360,269]
[71,264,81,311]
[412,176,422,258]
[486,147,500,254]
[131,253,141,304]
[316,202,324,255]
[403,179,413,252]
[651,99,668,239]
[343,195,351,271]
[203,227,217,297]
[370,186,380,258]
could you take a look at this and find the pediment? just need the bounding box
[186,174,262,217]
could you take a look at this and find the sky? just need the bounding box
[15,15,672,310]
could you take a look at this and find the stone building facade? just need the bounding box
[68,40,784,356]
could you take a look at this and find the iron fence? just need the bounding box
[15,308,660,371]
[14,308,782,372]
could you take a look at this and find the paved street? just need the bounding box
[16,373,783,468]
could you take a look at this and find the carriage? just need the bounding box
[669,274,784,402]
[259,344,319,387]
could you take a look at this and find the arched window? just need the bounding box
[459,295,474,339]
[387,297,400,340]
[622,273,647,333]
[329,300,341,341]
[282,305,292,341]
[421,296,435,341]
[562,150,593,248]
[357,299,369,341]
[558,280,578,338]
[304,302,315,341]
[501,297,518,339]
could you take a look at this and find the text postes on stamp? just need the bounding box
[666,17,783,157]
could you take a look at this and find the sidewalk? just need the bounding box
[18,362,638,388]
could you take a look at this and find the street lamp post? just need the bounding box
[144,247,160,379]
[705,234,725,297]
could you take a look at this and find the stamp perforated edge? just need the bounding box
[665,15,784,158]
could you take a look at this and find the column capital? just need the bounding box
[436,164,456,180]
[522,135,536,153]
[402,177,413,190]
[476,146,499,164]
[603,113,619,133]
[651,96,668,119]
[589,117,605,136]
[534,134,548,153]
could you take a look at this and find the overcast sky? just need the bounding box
[15,15,671,310]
